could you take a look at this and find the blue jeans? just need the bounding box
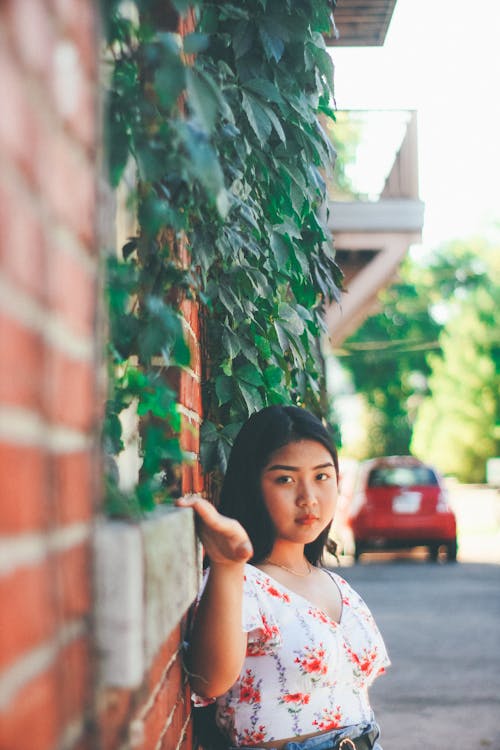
[229,720,382,750]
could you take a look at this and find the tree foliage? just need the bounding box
[411,243,500,481]
[101,0,341,514]
[339,238,498,463]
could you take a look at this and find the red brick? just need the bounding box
[0,561,56,670]
[146,623,181,695]
[58,636,91,724]
[180,413,199,454]
[36,127,96,246]
[56,542,91,621]
[46,240,96,337]
[0,443,49,533]
[5,0,55,78]
[0,179,46,301]
[159,697,190,750]
[0,47,39,183]
[97,687,134,750]
[0,635,91,750]
[51,451,94,524]
[52,0,97,78]
[0,662,61,750]
[0,313,43,410]
[43,348,95,431]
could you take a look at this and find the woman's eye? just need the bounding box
[276,475,293,484]
[316,472,330,481]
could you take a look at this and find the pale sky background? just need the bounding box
[328,0,500,251]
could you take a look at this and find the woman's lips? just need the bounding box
[295,515,319,525]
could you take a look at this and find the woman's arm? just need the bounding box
[177,496,253,697]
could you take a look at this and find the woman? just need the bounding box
[178,405,389,750]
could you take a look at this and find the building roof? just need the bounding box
[326,0,398,47]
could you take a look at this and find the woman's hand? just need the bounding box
[176,495,253,565]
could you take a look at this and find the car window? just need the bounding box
[368,466,438,487]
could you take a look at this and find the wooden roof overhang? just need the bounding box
[327,0,398,47]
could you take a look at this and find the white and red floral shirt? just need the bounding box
[192,564,390,747]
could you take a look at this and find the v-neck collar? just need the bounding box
[250,564,344,626]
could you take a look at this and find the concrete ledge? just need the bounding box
[328,199,425,233]
[94,505,200,688]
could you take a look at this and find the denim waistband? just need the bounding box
[229,720,382,750]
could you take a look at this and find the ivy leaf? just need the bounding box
[244,78,284,104]
[216,375,234,405]
[270,232,290,266]
[238,381,264,415]
[255,334,272,359]
[181,122,224,198]
[154,53,185,110]
[232,21,254,58]
[241,92,272,145]
[261,103,286,143]
[259,28,284,62]
[273,219,302,240]
[274,321,289,354]
[264,366,283,389]
[183,32,209,55]
[170,0,191,11]
[186,68,218,133]
[279,303,305,335]
[236,363,264,387]
[222,327,241,359]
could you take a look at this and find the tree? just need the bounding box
[411,259,500,482]
[338,236,498,460]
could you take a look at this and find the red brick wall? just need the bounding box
[0,2,203,748]
[95,6,203,747]
[0,1,99,749]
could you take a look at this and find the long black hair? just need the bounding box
[219,405,339,565]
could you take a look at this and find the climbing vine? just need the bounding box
[101,0,342,514]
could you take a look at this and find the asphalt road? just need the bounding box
[335,485,500,750]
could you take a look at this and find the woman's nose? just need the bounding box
[296,482,317,505]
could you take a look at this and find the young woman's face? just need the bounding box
[260,439,338,544]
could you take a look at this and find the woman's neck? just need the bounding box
[264,540,308,568]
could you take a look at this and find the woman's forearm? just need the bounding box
[188,561,247,698]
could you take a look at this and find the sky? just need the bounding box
[328,0,500,252]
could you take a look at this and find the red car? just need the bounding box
[348,456,457,562]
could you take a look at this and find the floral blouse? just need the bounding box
[192,564,390,747]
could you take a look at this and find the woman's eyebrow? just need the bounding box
[266,462,334,472]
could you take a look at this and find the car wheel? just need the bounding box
[446,539,458,562]
[428,544,439,562]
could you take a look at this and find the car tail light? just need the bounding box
[436,490,450,512]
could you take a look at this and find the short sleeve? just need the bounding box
[242,567,282,656]
[188,565,282,706]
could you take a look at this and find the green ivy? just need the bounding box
[101,0,342,515]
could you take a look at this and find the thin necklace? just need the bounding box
[264,559,313,577]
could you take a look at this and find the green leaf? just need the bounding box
[264,365,283,388]
[259,28,284,62]
[274,321,289,353]
[241,92,272,145]
[238,381,264,415]
[154,57,185,111]
[181,123,224,198]
[255,334,272,359]
[222,327,241,358]
[261,103,286,143]
[270,232,290,265]
[244,78,284,104]
[236,363,264,387]
[186,68,218,132]
[279,303,305,335]
[183,32,209,55]
[216,375,234,405]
